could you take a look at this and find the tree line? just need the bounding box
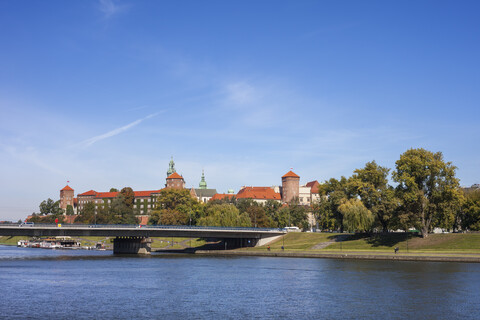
[314,148,479,238]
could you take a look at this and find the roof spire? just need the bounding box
[167,156,176,176]
[199,169,207,189]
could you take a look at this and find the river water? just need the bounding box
[0,245,479,319]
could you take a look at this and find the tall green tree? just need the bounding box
[338,198,374,233]
[150,188,203,225]
[312,196,337,231]
[350,161,399,232]
[246,205,271,228]
[459,188,480,231]
[318,177,355,232]
[392,148,461,238]
[120,187,135,209]
[66,205,74,216]
[198,204,251,227]
[75,202,96,224]
[39,198,62,216]
[111,194,138,224]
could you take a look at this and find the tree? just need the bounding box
[318,177,355,232]
[75,202,96,224]
[338,198,374,233]
[197,204,251,227]
[120,187,135,209]
[149,188,203,225]
[350,161,399,232]
[459,188,480,231]
[110,188,119,192]
[39,198,62,216]
[312,196,337,231]
[111,194,138,224]
[275,199,309,230]
[66,205,74,216]
[392,148,462,238]
[246,205,271,228]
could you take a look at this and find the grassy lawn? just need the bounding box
[245,232,333,251]
[322,233,480,253]
[0,236,27,245]
[243,232,480,254]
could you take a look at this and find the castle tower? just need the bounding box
[60,184,74,213]
[166,172,185,189]
[199,170,207,189]
[281,170,300,204]
[167,156,176,177]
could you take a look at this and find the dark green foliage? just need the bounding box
[393,148,462,237]
[39,198,62,216]
[198,204,251,227]
[460,189,480,231]
[120,187,135,209]
[350,161,399,232]
[75,202,96,224]
[66,205,74,216]
[149,188,203,225]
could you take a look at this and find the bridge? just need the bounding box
[0,224,286,254]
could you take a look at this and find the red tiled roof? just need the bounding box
[95,192,119,198]
[61,185,74,191]
[282,170,300,178]
[94,190,162,199]
[305,180,320,193]
[236,187,281,200]
[167,172,183,179]
[78,190,97,196]
[210,193,235,201]
[134,190,162,197]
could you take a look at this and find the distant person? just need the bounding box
[394,247,399,254]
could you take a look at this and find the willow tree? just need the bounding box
[338,198,374,233]
[392,148,461,238]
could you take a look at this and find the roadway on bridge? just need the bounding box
[0,224,286,239]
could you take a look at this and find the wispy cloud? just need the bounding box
[98,0,127,19]
[80,113,160,148]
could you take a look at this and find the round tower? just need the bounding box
[281,170,300,204]
[60,184,74,213]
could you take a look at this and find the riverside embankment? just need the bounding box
[195,232,480,263]
[195,249,480,263]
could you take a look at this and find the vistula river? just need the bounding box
[1,245,479,319]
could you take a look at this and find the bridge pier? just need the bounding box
[113,237,151,254]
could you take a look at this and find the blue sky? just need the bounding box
[1,1,479,220]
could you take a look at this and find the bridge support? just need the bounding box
[113,237,151,254]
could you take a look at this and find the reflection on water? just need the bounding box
[0,245,479,319]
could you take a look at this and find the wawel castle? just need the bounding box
[60,158,321,222]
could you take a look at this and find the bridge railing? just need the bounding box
[7,223,286,233]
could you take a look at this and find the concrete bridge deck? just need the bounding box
[0,224,286,240]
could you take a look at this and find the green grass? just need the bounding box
[245,232,480,254]
[321,233,480,253]
[0,236,29,245]
[245,232,333,251]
